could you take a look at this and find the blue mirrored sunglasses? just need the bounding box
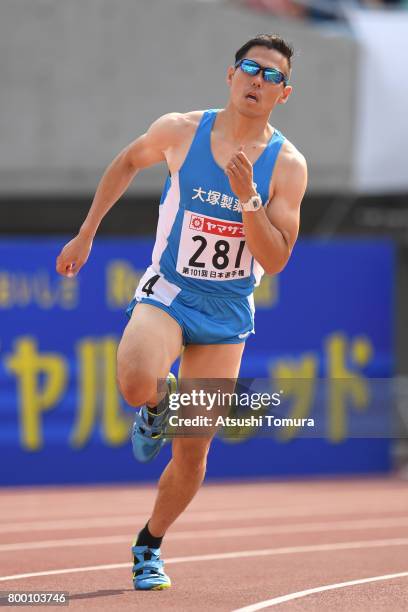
[235,58,288,86]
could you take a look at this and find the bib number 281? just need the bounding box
[189,236,246,270]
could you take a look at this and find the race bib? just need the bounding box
[176,211,252,281]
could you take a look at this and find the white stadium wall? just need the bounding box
[1,0,387,196]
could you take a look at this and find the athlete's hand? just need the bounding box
[56,231,93,277]
[225,148,257,203]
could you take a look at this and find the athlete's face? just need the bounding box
[227,46,292,117]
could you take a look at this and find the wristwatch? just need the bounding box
[240,194,262,212]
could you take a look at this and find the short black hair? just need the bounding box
[235,34,294,72]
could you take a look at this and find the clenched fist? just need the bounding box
[225,148,257,203]
[56,232,93,277]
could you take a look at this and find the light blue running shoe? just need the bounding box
[131,373,177,463]
[132,543,171,590]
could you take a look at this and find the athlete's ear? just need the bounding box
[278,85,293,105]
[226,65,235,87]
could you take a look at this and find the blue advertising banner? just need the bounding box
[0,238,395,485]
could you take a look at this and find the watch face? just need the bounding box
[242,195,262,211]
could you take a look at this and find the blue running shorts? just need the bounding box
[126,265,255,345]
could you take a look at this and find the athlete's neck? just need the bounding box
[216,104,272,146]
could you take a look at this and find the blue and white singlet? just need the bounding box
[129,109,285,345]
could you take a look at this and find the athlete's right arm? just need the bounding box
[56,113,183,277]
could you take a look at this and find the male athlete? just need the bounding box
[56,34,307,590]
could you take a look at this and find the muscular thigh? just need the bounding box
[179,343,245,379]
[117,303,183,379]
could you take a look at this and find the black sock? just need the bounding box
[146,394,168,425]
[146,377,174,425]
[136,521,164,549]
[146,404,158,426]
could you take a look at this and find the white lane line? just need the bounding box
[2,537,408,582]
[3,516,408,553]
[232,571,408,611]
[0,535,128,552]
[0,483,405,504]
[2,502,408,534]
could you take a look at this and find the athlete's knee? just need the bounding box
[172,438,211,474]
[116,362,156,407]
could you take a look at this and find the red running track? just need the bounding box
[0,477,407,611]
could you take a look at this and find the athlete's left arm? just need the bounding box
[227,149,307,275]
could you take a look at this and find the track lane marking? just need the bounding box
[2,537,408,582]
[3,516,408,553]
[2,503,408,534]
[232,571,408,610]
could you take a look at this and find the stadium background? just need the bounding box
[1,0,408,486]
